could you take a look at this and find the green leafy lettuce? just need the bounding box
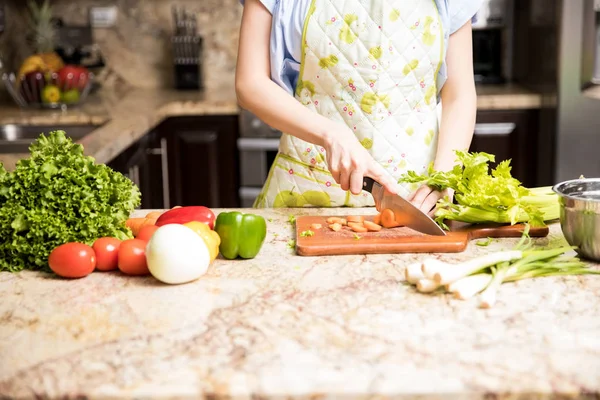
[0,130,141,272]
[399,151,558,229]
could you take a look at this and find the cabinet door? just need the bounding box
[107,134,156,210]
[158,116,239,208]
[470,110,539,187]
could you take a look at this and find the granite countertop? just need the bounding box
[0,83,542,171]
[1,208,599,399]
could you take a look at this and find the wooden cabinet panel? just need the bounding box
[158,116,240,208]
[108,115,240,210]
[469,109,540,187]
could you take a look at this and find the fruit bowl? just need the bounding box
[2,69,94,110]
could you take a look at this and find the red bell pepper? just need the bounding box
[155,206,216,229]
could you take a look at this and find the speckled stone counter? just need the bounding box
[1,208,599,399]
[0,83,542,172]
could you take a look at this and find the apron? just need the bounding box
[254,0,445,208]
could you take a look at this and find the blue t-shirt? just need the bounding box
[240,0,483,97]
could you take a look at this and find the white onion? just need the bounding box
[146,224,210,284]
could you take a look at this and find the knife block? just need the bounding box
[172,35,204,90]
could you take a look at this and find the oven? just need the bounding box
[237,109,282,207]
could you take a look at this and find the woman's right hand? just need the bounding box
[323,126,400,196]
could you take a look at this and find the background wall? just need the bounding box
[0,0,243,93]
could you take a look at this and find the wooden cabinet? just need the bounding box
[469,109,540,187]
[158,116,240,209]
[108,115,240,210]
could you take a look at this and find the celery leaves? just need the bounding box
[399,151,557,228]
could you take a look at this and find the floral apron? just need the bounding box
[254,0,445,208]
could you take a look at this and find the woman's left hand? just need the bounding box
[407,185,454,217]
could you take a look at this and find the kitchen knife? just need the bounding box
[363,177,446,236]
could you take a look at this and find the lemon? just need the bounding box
[41,85,61,104]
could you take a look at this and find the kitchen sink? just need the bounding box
[0,124,101,153]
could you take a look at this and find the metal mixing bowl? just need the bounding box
[552,178,600,262]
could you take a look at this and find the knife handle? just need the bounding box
[363,177,375,192]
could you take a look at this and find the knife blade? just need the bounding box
[363,177,446,236]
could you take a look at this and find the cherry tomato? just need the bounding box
[118,239,149,275]
[92,237,121,271]
[48,243,96,278]
[136,225,159,242]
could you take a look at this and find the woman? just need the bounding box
[236,0,481,214]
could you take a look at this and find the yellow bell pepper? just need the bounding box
[183,221,221,261]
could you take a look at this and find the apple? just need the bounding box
[57,65,89,91]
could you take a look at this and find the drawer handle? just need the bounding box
[474,123,516,136]
[160,138,171,209]
[128,165,140,188]
[239,187,263,199]
[237,138,281,151]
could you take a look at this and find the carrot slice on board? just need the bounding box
[373,213,381,225]
[329,223,342,232]
[380,209,401,228]
[350,224,368,233]
[347,215,365,223]
[364,220,382,232]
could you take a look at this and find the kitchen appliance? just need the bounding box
[362,177,446,236]
[237,109,282,207]
[472,0,514,83]
[171,5,203,90]
[555,0,600,180]
[294,215,548,256]
[552,178,600,262]
[54,22,105,70]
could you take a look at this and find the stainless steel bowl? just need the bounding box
[552,178,600,262]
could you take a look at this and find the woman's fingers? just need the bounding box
[410,185,432,209]
[349,169,364,195]
[420,191,441,215]
[366,162,398,195]
[339,168,351,191]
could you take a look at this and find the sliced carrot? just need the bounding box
[349,224,368,233]
[326,217,346,225]
[347,215,365,223]
[310,223,323,230]
[373,213,381,225]
[347,221,364,229]
[380,208,401,228]
[329,223,342,232]
[364,220,382,232]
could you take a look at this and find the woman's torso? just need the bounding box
[245,0,482,100]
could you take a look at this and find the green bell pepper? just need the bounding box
[214,211,267,260]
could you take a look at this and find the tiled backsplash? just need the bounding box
[0,0,242,92]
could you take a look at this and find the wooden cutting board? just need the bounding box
[295,215,549,256]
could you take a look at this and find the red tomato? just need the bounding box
[48,243,96,278]
[136,225,159,242]
[93,237,121,271]
[118,239,149,275]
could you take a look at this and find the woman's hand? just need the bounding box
[323,125,399,196]
[408,185,454,216]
